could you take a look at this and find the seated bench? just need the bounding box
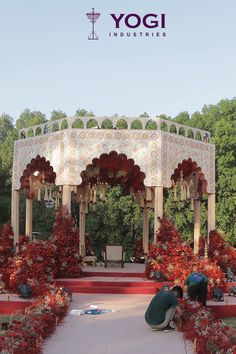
[83,255,97,266]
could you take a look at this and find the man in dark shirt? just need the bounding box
[184,270,208,306]
[145,286,183,332]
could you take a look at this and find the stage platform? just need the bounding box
[1,263,236,318]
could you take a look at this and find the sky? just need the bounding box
[0,0,235,121]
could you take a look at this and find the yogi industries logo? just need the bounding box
[86,9,166,40]
[86,8,101,40]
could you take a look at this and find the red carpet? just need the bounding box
[56,279,159,294]
[209,305,236,318]
[81,271,146,278]
[0,300,31,314]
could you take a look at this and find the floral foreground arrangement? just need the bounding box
[0,284,70,354]
[1,208,82,296]
[145,218,225,291]
[145,218,236,352]
[178,299,236,354]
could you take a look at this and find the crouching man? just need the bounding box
[145,286,183,332]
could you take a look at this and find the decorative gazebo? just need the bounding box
[11,116,215,255]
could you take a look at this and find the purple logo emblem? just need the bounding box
[86,8,101,40]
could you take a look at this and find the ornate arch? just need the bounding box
[161,133,215,193]
[171,158,207,195]
[20,155,56,199]
[79,151,146,192]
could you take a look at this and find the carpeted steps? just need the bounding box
[81,271,146,278]
[55,278,159,294]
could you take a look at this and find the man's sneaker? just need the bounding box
[163,324,175,333]
[169,321,176,328]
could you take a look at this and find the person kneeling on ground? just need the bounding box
[145,285,183,332]
[184,266,208,306]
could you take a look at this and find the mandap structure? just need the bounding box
[11,116,215,256]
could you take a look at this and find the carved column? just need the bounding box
[25,198,33,240]
[207,193,216,243]
[11,190,20,244]
[142,206,149,253]
[62,185,71,213]
[194,200,201,254]
[154,186,163,243]
[79,202,86,256]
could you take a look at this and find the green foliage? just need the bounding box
[166,98,236,242]
[75,108,94,117]
[130,119,142,129]
[116,119,128,129]
[72,118,84,128]
[60,119,68,130]
[164,190,207,244]
[86,118,98,128]
[0,114,13,143]
[50,110,67,121]
[0,195,11,227]
[80,186,144,260]
[32,201,55,239]
[145,120,157,130]
[139,112,149,118]
[101,119,113,129]
[0,127,18,197]
[15,109,46,129]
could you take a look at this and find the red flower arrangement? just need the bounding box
[0,284,70,354]
[53,207,82,278]
[0,224,14,269]
[145,218,225,290]
[199,230,236,273]
[3,240,57,295]
[178,299,236,353]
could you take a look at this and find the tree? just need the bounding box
[174,111,191,125]
[75,108,94,117]
[139,112,149,118]
[161,98,236,243]
[85,186,143,259]
[0,113,13,143]
[16,109,46,129]
[50,110,67,121]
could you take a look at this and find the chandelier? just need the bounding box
[32,172,61,209]
[74,182,109,212]
[134,187,154,209]
[171,171,199,210]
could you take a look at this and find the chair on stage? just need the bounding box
[104,245,125,268]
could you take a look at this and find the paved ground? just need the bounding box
[43,293,194,354]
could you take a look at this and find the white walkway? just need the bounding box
[43,293,194,354]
